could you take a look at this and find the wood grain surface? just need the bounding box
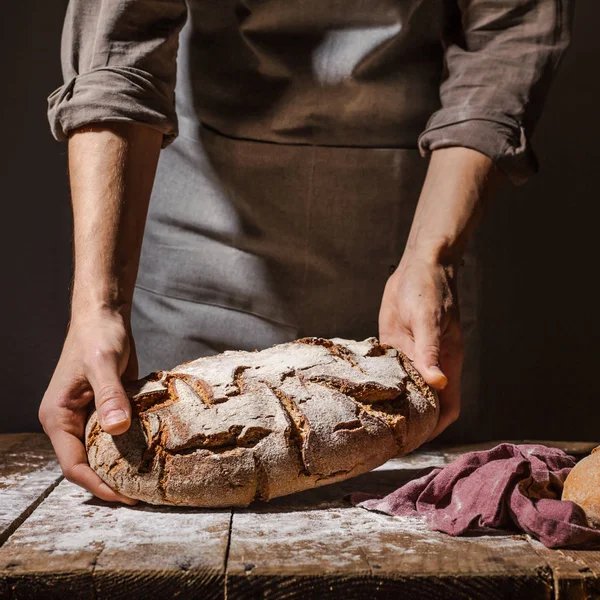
[0,477,231,599]
[0,434,62,547]
[226,449,552,600]
[1,435,600,599]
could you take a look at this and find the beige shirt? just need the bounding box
[48,0,573,185]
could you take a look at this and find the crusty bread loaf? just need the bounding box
[563,446,600,527]
[85,337,438,506]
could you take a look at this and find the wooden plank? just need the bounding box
[438,441,600,599]
[0,479,231,599]
[0,434,62,547]
[227,507,554,599]
[439,440,598,463]
[3,436,597,598]
[554,549,600,600]
[435,441,600,600]
[267,447,452,510]
[226,448,553,599]
[0,435,40,451]
[526,537,600,600]
[438,441,600,598]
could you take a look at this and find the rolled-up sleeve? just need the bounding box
[418,0,573,185]
[48,0,187,147]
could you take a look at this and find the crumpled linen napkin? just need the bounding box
[352,443,600,548]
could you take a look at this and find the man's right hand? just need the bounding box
[42,122,162,502]
[39,310,139,505]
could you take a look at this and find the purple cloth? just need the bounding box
[352,443,600,549]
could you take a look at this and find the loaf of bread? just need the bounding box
[85,337,438,506]
[562,446,600,527]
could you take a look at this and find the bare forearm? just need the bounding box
[40,123,162,502]
[405,147,501,265]
[380,146,505,439]
[68,123,162,320]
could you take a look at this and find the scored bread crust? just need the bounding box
[85,337,439,507]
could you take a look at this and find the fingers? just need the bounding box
[87,352,132,435]
[49,428,138,505]
[378,261,463,443]
[379,329,415,363]
[425,371,460,442]
[380,314,448,390]
[425,325,464,442]
[412,316,448,391]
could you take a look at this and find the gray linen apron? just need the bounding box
[131,1,481,443]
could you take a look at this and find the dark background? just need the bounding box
[2,1,599,440]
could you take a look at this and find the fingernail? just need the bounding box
[429,366,448,386]
[103,409,128,427]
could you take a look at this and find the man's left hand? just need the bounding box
[379,253,463,441]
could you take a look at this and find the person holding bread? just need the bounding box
[39,0,573,504]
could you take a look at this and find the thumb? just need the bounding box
[87,355,132,435]
[412,317,448,391]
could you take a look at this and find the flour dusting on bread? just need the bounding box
[85,337,438,507]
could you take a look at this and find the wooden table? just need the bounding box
[1,435,600,599]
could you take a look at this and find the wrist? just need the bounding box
[70,283,132,324]
[402,237,462,268]
[401,146,497,269]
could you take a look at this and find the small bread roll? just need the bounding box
[562,446,600,527]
